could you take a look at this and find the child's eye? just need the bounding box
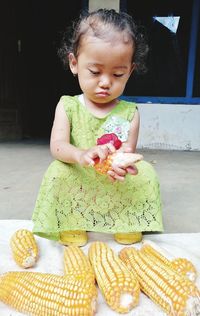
[114,73,124,77]
[89,69,100,75]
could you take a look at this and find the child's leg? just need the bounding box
[114,232,142,244]
[59,230,88,247]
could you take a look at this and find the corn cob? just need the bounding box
[0,271,97,316]
[119,246,200,316]
[94,152,143,175]
[10,229,39,268]
[88,241,140,313]
[141,240,197,282]
[63,245,95,283]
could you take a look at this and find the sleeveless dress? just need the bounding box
[32,95,163,241]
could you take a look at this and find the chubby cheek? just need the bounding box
[79,76,96,92]
[78,80,89,93]
[113,80,127,94]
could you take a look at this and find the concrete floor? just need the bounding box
[0,139,200,233]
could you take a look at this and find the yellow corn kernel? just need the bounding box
[0,271,97,316]
[94,153,143,175]
[170,258,197,283]
[10,229,39,268]
[141,240,197,282]
[88,241,140,314]
[119,246,200,316]
[94,155,113,175]
[63,245,95,283]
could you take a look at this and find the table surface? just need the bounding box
[0,220,200,316]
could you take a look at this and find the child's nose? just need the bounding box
[99,75,111,88]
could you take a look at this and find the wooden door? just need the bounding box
[0,0,84,139]
[0,1,23,139]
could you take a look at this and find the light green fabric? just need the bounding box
[32,96,163,240]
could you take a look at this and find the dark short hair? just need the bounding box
[58,8,149,74]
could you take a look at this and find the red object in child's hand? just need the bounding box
[96,133,122,149]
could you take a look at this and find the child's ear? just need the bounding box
[68,53,78,75]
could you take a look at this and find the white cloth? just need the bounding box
[0,220,200,316]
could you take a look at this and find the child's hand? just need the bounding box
[119,146,139,177]
[107,164,138,182]
[78,143,116,167]
[107,147,140,182]
[107,165,127,182]
[91,134,142,181]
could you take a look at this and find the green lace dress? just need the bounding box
[32,95,163,240]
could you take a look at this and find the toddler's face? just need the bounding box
[69,34,134,105]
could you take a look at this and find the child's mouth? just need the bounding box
[96,92,110,97]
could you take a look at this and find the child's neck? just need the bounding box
[82,94,119,118]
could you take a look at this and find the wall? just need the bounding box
[88,0,200,152]
[137,104,200,151]
[89,0,119,12]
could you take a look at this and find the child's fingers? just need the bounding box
[111,164,127,176]
[84,151,97,166]
[107,174,116,182]
[86,156,95,166]
[98,144,114,162]
[126,166,138,175]
[86,147,108,165]
[106,143,116,154]
[96,148,107,162]
[107,170,125,182]
[86,143,116,165]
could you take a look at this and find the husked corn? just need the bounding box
[89,241,140,314]
[94,153,143,175]
[141,240,197,282]
[63,245,95,283]
[119,246,200,316]
[0,271,97,316]
[10,229,39,268]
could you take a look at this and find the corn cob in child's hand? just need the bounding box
[119,246,200,316]
[93,133,143,175]
[0,271,97,316]
[89,241,140,313]
[94,152,143,175]
[10,229,39,268]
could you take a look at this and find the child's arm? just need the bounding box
[50,100,115,166]
[50,100,82,164]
